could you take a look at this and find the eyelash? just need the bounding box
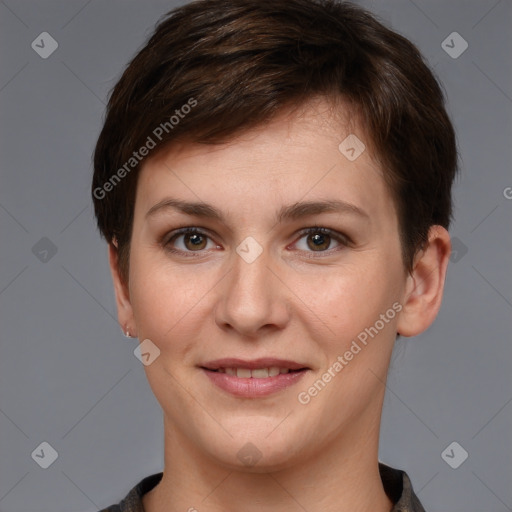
[162,226,350,258]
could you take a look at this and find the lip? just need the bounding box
[201,358,307,371]
[200,358,309,398]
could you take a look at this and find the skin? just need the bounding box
[109,97,451,512]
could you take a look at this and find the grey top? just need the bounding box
[98,462,426,511]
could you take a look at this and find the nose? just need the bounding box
[214,244,290,338]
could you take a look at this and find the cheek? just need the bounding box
[300,261,400,338]
[128,249,218,343]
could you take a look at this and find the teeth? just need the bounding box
[268,366,280,377]
[216,367,292,378]
[251,368,269,378]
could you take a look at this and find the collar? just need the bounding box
[101,462,426,512]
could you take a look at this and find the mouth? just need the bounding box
[200,358,309,397]
[202,367,305,378]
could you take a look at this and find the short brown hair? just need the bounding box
[92,0,458,284]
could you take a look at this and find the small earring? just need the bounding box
[123,327,134,338]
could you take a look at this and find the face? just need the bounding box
[110,98,441,472]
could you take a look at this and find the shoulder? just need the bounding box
[97,473,163,512]
[379,462,426,512]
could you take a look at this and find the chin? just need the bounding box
[202,432,306,473]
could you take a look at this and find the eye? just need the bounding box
[292,226,349,255]
[162,226,350,258]
[163,227,219,256]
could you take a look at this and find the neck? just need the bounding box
[143,413,393,512]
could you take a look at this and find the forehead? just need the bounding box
[134,98,394,225]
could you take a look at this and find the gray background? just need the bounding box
[0,0,511,511]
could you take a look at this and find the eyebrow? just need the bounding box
[145,198,369,223]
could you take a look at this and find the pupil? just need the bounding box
[309,232,329,251]
[187,233,205,249]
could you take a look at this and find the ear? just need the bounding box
[108,241,137,337]
[396,225,451,337]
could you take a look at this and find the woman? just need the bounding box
[92,0,457,510]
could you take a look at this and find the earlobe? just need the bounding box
[108,242,137,337]
[396,226,451,337]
